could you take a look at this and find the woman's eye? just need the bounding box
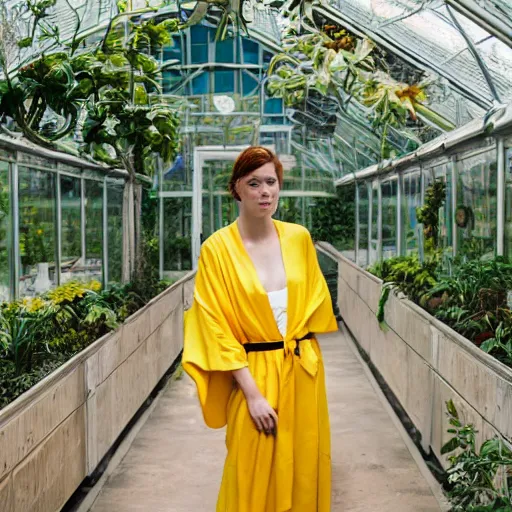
[249,182,259,187]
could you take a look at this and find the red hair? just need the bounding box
[228,146,284,201]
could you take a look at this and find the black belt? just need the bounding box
[244,332,314,356]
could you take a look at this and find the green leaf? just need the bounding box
[441,436,460,455]
[18,37,33,48]
[446,399,459,419]
[480,338,498,353]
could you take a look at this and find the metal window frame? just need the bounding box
[451,155,459,257]
[55,171,62,286]
[367,181,373,265]
[355,182,360,265]
[496,137,505,256]
[377,178,383,263]
[397,172,404,257]
[2,143,130,300]
[9,156,19,301]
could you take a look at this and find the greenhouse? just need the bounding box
[0,0,512,511]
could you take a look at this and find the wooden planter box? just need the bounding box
[324,247,512,467]
[0,273,195,512]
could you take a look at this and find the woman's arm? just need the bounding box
[232,367,278,435]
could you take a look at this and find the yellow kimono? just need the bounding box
[183,219,338,512]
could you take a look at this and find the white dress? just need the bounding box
[267,287,288,338]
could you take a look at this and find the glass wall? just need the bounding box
[107,182,124,284]
[357,182,369,267]
[60,175,82,282]
[0,147,134,300]
[0,161,9,301]
[19,168,56,297]
[163,198,192,273]
[84,180,103,282]
[423,163,453,266]
[403,170,422,256]
[381,178,397,259]
[456,150,497,260]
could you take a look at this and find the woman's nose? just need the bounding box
[261,185,270,196]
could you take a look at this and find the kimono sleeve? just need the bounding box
[182,244,248,429]
[304,229,338,334]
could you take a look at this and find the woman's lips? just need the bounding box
[259,202,271,208]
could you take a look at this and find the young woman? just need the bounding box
[183,146,337,512]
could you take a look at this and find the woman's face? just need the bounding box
[235,162,280,218]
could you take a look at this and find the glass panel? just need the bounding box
[423,164,453,264]
[0,162,9,301]
[403,171,422,256]
[84,180,103,282]
[275,197,302,224]
[19,167,56,297]
[381,178,397,259]
[162,70,182,93]
[457,150,497,260]
[357,182,369,267]
[369,180,379,265]
[242,72,258,96]
[162,36,181,61]
[163,198,192,272]
[265,98,283,114]
[191,73,209,95]
[216,39,234,63]
[242,38,259,64]
[107,183,124,284]
[191,43,208,64]
[214,71,235,93]
[201,159,237,242]
[162,147,193,192]
[60,175,82,283]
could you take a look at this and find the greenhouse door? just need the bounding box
[192,145,275,268]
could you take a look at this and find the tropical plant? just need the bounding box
[266,19,455,158]
[0,276,173,408]
[424,259,512,361]
[80,14,183,178]
[0,1,183,179]
[370,254,439,325]
[416,179,447,254]
[310,184,355,250]
[441,400,512,511]
[183,0,255,41]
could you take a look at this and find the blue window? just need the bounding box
[242,39,259,64]
[242,72,258,96]
[264,98,283,114]
[192,73,209,95]
[162,37,182,62]
[191,43,208,63]
[190,26,209,64]
[216,39,234,63]
[162,70,182,93]
[191,25,209,43]
[215,71,234,93]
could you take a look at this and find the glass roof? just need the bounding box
[1,0,511,180]
[317,0,512,113]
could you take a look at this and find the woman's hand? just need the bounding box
[232,367,278,435]
[247,395,278,435]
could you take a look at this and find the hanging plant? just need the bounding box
[266,17,456,158]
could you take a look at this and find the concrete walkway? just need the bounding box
[89,329,444,512]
